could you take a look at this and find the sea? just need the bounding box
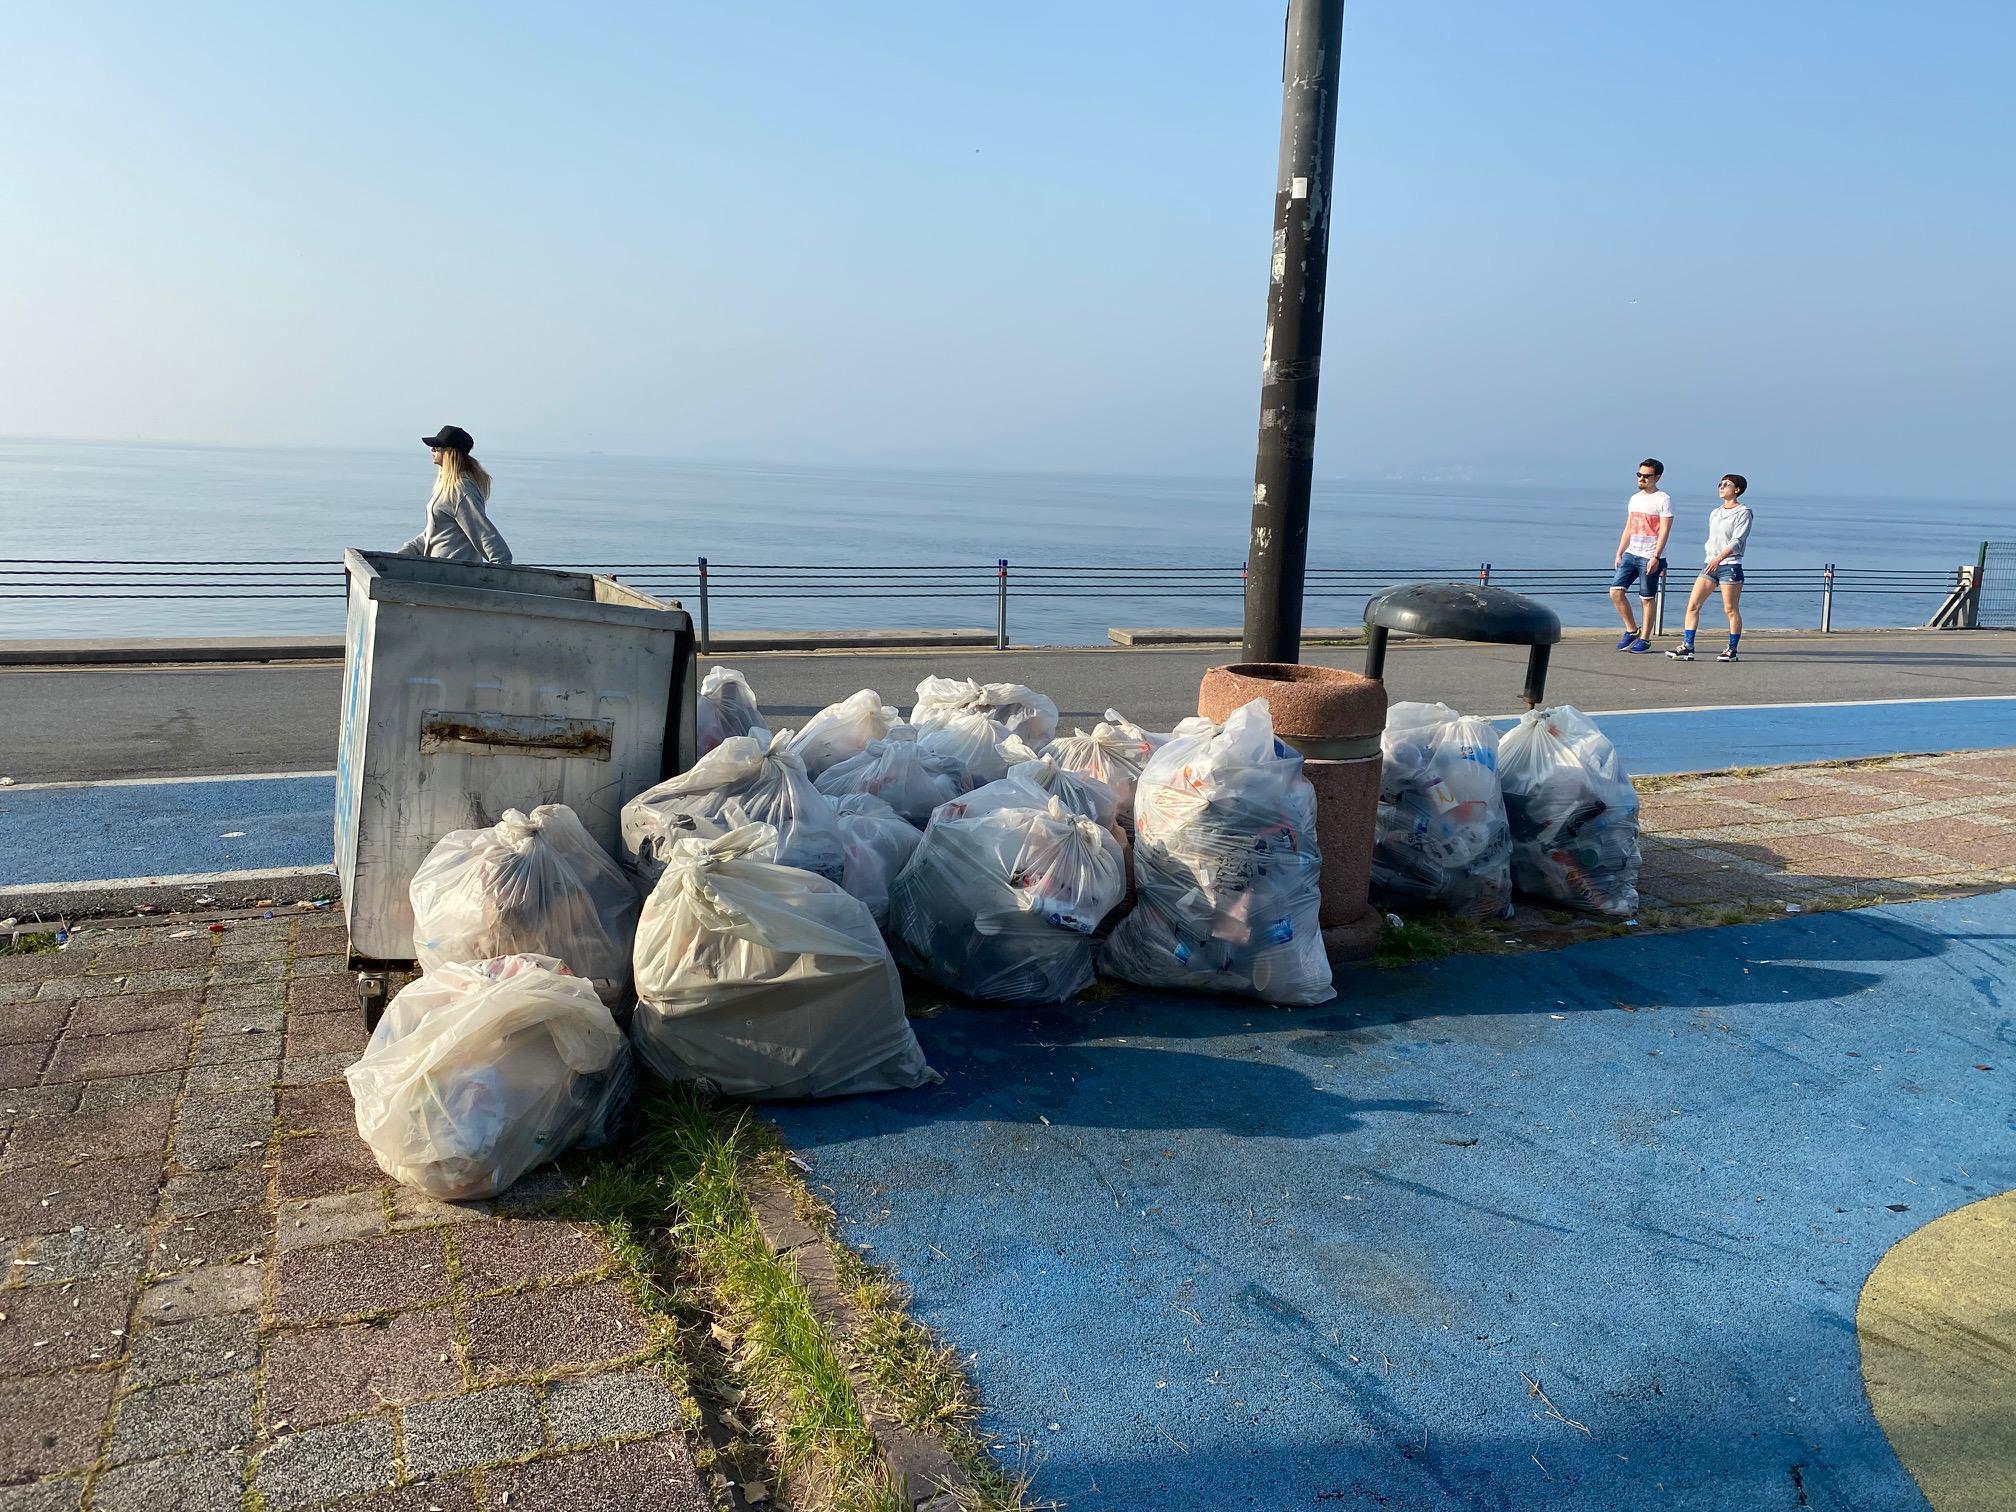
[0,439,1996,644]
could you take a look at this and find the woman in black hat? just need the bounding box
[401,425,512,563]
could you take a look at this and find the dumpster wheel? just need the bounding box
[356,971,392,1033]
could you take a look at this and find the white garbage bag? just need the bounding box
[631,824,935,1099]
[622,729,846,887]
[889,797,1126,1004]
[696,667,766,754]
[786,689,899,778]
[1497,705,1641,916]
[935,755,1123,838]
[814,725,963,825]
[347,954,631,1201]
[915,713,1037,794]
[1372,703,1514,921]
[409,805,641,1007]
[1045,709,1165,810]
[911,676,1059,746]
[831,792,925,927]
[1102,699,1332,1006]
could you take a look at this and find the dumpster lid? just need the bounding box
[344,549,688,633]
[1363,581,1562,647]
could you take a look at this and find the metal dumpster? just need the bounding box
[335,549,696,1012]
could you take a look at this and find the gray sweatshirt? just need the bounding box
[400,479,512,564]
[1703,503,1752,564]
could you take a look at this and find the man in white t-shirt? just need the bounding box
[1608,458,1672,653]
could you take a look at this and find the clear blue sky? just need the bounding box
[3,1,2009,494]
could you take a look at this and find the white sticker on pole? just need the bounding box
[1291,176,1309,201]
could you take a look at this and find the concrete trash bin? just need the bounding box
[1198,663,1388,962]
[335,550,697,983]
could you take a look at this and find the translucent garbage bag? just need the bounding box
[832,792,924,927]
[696,667,766,754]
[410,804,641,1007]
[1497,705,1641,916]
[911,676,1059,746]
[1371,702,1514,921]
[631,824,935,1099]
[935,754,1123,839]
[889,797,1126,1004]
[786,689,899,779]
[1101,699,1332,1005]
[1046,709,1164,810]
[815,724,963,825]
[916,713,1037,794]
[622,728,846,887]
[347,953,631,1201]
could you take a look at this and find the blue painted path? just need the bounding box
[0,775,334,886]
[1498,695,2016,778]
[3,696,2011,886]
[771,892,2016,1511]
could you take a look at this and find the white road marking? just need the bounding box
[0,865,336,898]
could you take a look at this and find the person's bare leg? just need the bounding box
[1684,575,1714,632]
[1722,582,1743,636]
[1609,586,1639,634]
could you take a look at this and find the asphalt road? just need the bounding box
[4,631,2013,783]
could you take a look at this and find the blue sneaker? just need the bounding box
[1626,638,1653,653]
[1615,632,1637,651]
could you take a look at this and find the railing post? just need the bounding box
[1654,567,1668,637]
[1970,541,1987,627]
[1820,563,1834,633]
[696,556,711,654]
[996,558,1009,651]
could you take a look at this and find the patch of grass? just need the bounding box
[1367,911,1506,968]
[0,931,60,956]
[566,1084,1043,1511]
[567,1086,895,1510]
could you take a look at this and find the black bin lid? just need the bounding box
[1363,581,1562,647]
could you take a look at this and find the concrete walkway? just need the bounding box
[0,916,709,1512]
[770,889,2016,1511]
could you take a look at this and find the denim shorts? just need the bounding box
[1611,553,1665,594]
[1702,561,1745,586]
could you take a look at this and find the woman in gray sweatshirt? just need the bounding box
[1666,474,1753,662]
[401,424,513,564]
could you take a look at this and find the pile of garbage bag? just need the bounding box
[815,724,963,825]
[622,728,846,886]
[1498,705,1641,916]
[347,953,631,1200]
[695,666,766,754]
[911,676,1059,747]
[889,796,1126,1003]
[831,792,924,927]
[1371,703,1514,921]
[787,689,899,779]
[1103,700,1332,1005]
[631,824,936,1098]
[409,804,641,1006]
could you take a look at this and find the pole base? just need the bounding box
[1321,911,1383,965]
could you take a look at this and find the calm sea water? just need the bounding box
[0,439,1994,643]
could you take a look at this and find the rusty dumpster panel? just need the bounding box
[418,710,615,761]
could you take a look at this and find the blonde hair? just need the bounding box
[432,448,492,502]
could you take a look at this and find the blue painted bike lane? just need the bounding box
[771,892,2016,1510]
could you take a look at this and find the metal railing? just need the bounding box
[0,556,1988,649]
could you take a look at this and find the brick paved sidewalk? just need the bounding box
[1634,748,2016,920]
[1,916,711,1512]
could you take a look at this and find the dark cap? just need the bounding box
[422,424,474,453]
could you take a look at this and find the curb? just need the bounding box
[0,867,339,923]
[745,1172,975,1510]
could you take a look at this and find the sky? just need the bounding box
[2,1,2011,495]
